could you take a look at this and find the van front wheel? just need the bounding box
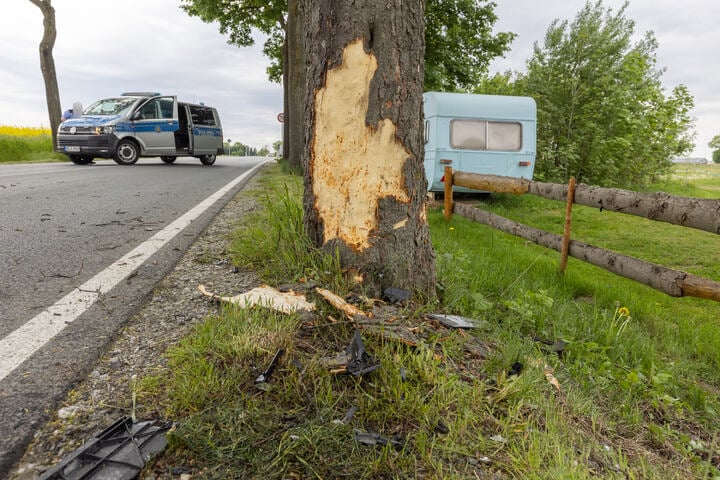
[199,154,216,166]
[114,140,139,165]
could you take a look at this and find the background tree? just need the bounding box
[708,134,720,164]
[424,0,515,91]
[303,0,435,298]
[29,0,61,149]
[523,0,695,187]
[180,0,514,172]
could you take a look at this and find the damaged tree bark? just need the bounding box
[303,0,435,298]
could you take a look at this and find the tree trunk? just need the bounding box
[303,0,436,299]
[286,0,304,173]
[29,0,61,149]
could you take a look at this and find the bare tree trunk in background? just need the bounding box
[286,0,305,173]
[29,0,61,149]
[303,0,436,299]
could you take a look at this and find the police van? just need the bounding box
[57,92,223,165]
[423,91,537,192]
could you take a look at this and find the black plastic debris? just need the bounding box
[507,361,524,377]
[383,287,410,304]
[255,348,285,383]
[533,337,568,357]
[354,429,404,449]
[346,330,380,376]
[429,313,486,329]
[39,416,172,480]
[435,420,450,435]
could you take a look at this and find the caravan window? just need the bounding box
[450,119,522,151]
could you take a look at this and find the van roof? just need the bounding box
[121,92,161,97]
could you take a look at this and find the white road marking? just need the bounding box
[0,160,268,382]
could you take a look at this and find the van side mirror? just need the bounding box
[132,111,142,121]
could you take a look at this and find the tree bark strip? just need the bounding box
[29,0,61,149]
[454,202,720,302]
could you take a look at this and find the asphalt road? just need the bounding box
[0,156,267,475]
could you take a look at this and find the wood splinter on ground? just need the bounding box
[198,284,316,313]
[314,287,367,318]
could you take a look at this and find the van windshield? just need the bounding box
[84,97,138,116]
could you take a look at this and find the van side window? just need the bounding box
[158,98,174,119]
[137,98,174,120]
[450,119,522,151]
[189,106,217,126]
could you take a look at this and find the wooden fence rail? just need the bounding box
[450,170,720,235]
[442,167,720,303]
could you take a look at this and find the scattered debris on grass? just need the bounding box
[315,287,367,318]
[198,284,315,313]
[255,348,285,384]
[354,429,404,449]
[383,287,410,304]
[429,313,487,329]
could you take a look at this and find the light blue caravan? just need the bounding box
[423,91,536,192]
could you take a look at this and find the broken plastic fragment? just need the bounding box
[507,361,524,377]
[429,313,486,329]
[346,330,380,376]
[198,284,315,313]
[354,429,404,449]
[39,416,172,480]
[544,365,561,391]
[333,405,358,425]
[383,287,410,304]
[255,348,284,384]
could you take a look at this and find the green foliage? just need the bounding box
[709,134,720,163]
[522,0,695,187]
[424,0,515,91]
[708,133,720,151]
[180,0,514,91]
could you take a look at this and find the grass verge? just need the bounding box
[142,163,720,479]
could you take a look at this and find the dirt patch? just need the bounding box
[10,175,264,479]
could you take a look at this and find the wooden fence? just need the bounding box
[441,166,720,303]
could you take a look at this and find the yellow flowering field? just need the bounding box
[0,124,62,163]
[0,125,51,137]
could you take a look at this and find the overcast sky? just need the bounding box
[2,0,718,157]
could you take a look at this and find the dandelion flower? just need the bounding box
[618,307,630,317]
[449,227,455,231]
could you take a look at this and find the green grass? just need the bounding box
[141,163,720,478]
[0,134,65,163]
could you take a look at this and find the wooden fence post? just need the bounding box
[444,166,453,221]
[560,177,576,273]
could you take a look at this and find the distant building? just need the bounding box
[671,157,709,164]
